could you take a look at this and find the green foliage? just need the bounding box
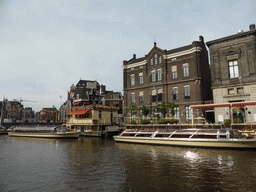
[141,105,150,117]
[157,118,170,124]
[233,117,242,123]
[224,119,231,126]
[140,119,151,124]
[157,102,179,117]
[169,119,179,124]
[130,120,136,124]
[126,105,138,116]
[157,118,179,124]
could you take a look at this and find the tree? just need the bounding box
[157,102,168,118]
[157,102,179,118]
[141,105,150,117]
[167,102,179,117]
[126,105,138,117]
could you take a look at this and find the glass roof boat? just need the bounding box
[113,129,256,149]
[8,125,80,138]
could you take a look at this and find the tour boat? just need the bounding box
[0,126,10,134]
[113,128,256,149]
[8,126,80,138]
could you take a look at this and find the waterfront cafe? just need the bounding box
[190,101,256,125]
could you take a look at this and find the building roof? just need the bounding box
[206,29,256,47]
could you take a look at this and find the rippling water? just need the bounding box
[1,135,256,191]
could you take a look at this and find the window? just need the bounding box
[139,73,143,85]
[237,87,244,94]
[130,74,135,86]
[229,60,239,78]
[131,93,135,104]
[154,53,158,64]
[171,57,176,61]
[131,67,135,70]
[228,88,235,95]
[139,91,144,103]
[183,64,189,77]
[184,85,190,99]
[172,65,177,79]
[99,111,102,118]
[151,70,156,82]
[159,56,162,64]
[157,69,162,81]
[158,89,163,102]
[139,65,144,69]
[152,89,156,102]
[173,87,178,100]
[150,58,153,65]
[174,107,179,118]
[185,106,191,119]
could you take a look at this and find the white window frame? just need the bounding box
[157,69,162,81]
[139,91,144,103]
[172,65,177,79]
[151,70,156,82]
[184,85,190,99]
[183,63,189,77]
[172,87,178,100]
[130,74,135,86]
[154,53,158,64]
[229,60,239,78]
[131,93,135,104]
[139,73,143,85]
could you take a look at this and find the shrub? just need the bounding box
[130,120,136,124]
[233,117,242,124]
[157,119,170,124]
[169,119,179,124]
[140,119,151,124]
[224,119,231,126]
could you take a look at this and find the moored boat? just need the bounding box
[113,128,256,149]
[8,126,80,138]
[0,126,10,134]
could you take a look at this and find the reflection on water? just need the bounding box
[0,135,256,191]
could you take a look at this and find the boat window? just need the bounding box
[176,130,197,133]
[135,134,153,137]
[229,130,246,139]
[121,133,136,137]
[155,134,171,138]
[159,129,176,133]
[197,130,217,133]
[219,130,227,133]
[219,135,227,139]
[191,135,217,139]
[171,134,191,138]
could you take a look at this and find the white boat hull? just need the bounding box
[8,132,80,138]
[114,137,256,149]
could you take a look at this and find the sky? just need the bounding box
[0,0,255,112]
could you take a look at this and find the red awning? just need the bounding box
[191,102,256,109]
[68,109,91,115]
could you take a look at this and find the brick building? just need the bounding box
[206,23,256,123]
[123,36,212,123]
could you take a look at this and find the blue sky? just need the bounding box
[0,0,255,111]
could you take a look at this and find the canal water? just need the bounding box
[1,135,256,192]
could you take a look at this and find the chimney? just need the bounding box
[154,42,157,47]
[133,54,136,59]
[250,24,255,31]
[199,35,204,42]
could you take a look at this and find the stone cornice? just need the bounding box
[206,30,256,47]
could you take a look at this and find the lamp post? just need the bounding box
[59,95,62,122]
[238,76,245,123]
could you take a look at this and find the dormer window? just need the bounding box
[159,56,162,64]
[150,58,153,65]
[154,54,158,64]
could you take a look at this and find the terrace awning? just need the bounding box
[68,109,91,115]
[191,102,256,109]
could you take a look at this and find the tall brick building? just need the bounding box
[206,24,256,123]
[123,36,212,123]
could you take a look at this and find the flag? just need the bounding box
[68,92,73,106]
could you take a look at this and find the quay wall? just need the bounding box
[2,122,63,129]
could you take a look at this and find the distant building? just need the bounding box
[123,37,212,124]
[39,107,58,123]
[22,107,36,123]
[206,23,256,123]
[0,99,23,123]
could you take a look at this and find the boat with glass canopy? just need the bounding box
[114,128,256,148]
